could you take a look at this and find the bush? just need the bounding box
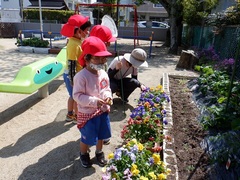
[16,37,49,48]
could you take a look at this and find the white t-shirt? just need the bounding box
[108,56,138,80]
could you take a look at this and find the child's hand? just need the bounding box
[140,84,147,91]
[97,99,105,108]
[116,61,122,70]
[105,97,113,105]
[100,104,110,112]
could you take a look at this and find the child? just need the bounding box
[89,25,117,145]
[89,24,117,72]
[73,36,113,168]
[60,14,91,123]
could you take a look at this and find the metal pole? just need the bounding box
[118,52,125,114]
[39,0,43,39]
[116,0,119,28]
[19,0,24,22]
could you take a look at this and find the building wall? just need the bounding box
[1,0,30,9]
[0,0,30,22]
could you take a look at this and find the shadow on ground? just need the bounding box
[0,109,75,158]
[0,79,63,125]
[18,139,97,180]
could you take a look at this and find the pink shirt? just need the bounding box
[73,68,112,114]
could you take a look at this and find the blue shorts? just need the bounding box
[63,73,73,98]
[79,112,111,146]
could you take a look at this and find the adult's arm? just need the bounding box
[108,68,119,79]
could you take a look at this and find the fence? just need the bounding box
[183,24,240,114]
[183,25,240,79]
[0,23,15,38]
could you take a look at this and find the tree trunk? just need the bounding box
[176,50,199,70]
[168,0,178,55]
[163,28,170,47]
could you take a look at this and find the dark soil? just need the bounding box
[169,77,211,180]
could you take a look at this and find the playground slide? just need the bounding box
[0,47,67,94]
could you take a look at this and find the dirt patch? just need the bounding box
[168,77,211,179]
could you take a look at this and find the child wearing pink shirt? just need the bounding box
[73,36,112,168]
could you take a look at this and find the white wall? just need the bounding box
[0,0,30,9]
[0,0,30,22]
[1,9,21,22]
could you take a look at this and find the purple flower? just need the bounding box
[127,152,136,163]
[114,148,124,160]
[102,173,111,180]
[123,168,132,179]
[130,144,138,153]
[163,118,168,125]
[149,157,154,165]
[156,113,162,118]
[161,109,167,114]
[107,165,118,172]
[155,97,161,102]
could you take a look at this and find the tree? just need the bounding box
[135,0,219,54]
[134,0,183,54]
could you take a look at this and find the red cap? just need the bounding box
[90,25,116,42]
[60,14,89,37]
[78,36,112,67]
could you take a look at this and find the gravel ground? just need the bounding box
[0,38,198,180]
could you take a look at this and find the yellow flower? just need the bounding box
[152,153,161,164]
[157,173,166,180]
[143,117,149,124]
[161,161,166,167]
[108,153,114,159]
[148,172,157,179]
[131,163,137,170]
[131,164,140,176]
[137,143,144,151]
[127,139,137,147]
[140,176,149,180]
[156,85,163,90]
[129,139,137,145]
[167,168,171,175]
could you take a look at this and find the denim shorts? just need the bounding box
[63,73,73,98]
[79,112,111,146]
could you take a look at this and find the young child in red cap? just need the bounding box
[78,24,116,70]
[73,36,113,168]
[60,14,91,123]
[89,24,117,145]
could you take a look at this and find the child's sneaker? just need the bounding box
[72,114,77,124]
[80,153,92,168]
[95,152,107,167]
[65,114,75,122]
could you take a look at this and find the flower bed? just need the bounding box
[102,85,171,180]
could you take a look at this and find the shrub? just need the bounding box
[16,37,49,48]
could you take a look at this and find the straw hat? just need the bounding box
[123,48,148,68]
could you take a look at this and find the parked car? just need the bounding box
[138,21,170,28]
